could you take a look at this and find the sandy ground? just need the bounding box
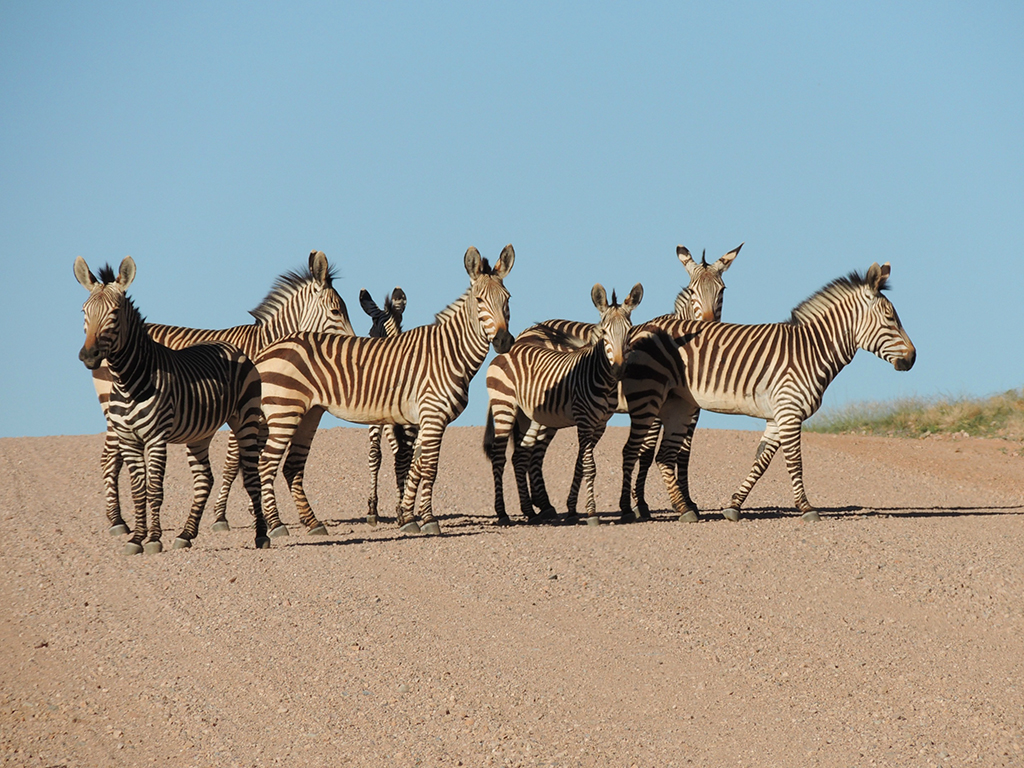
[2,424,1023,767]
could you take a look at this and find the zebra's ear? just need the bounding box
[74,257,98,291]
[866,262,890,292]
[359,288,380,318]
[623,283,644,312]
[390,287,407,316]
[592,284,609,313]
[464,247,483,279]
[677,246,699,277]
[309,251,330,287]
[116,256,136,290]
[713,243,743,274]
[494,244,515,279]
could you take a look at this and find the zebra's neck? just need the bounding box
[437,290,491,378]
[106,298,158,392]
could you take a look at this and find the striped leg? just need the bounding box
[229,410,271,548]
[281,408,328,535]
[650,396,701,522]
[671,409,700,517]
[209,433,240,532]
[487,405,517,526]
[726,420,781,521]
[777,417,817,520]
[172,438,215,549]
[400,416,447,534]
[366,425,384,525]
[259,412,301,538]
[391,425,416,522]
[576,425,605,525]
[142,440,169,553]
[618,407,660,522]
[524,424,558,520]
[101,427,129,535]
[119,439,149,555]
[631,419,662,519]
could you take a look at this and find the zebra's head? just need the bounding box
[360,286,407,339]
[675,244,742,321]
[465,245,515,354]
[251,250,354,338]
[592,282,644,379]
[855,262,916,371]
[74,255,136,370]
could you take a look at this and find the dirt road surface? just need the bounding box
[2,426,1022,767]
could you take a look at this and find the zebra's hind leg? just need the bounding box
[485,405,516,526]
[210,432,240,532]
[230,409,270,548]
[282,408,328,535]
[726,420,781,521]
[101,427,129,535]
[525,424,558,522]
[653,397,701,522]
[617,404,660,524]
[173,438,215,550]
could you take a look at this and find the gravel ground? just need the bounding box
[2,425,1023,767]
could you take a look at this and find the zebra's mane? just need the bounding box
[97,264,116,283]
[525,322,595,350]
[434,289,471,325]
[249,264,336,326]
[789,270,887,325]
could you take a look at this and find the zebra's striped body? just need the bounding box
[90,251,352,535]
[621,262,916,521]
[359,287,417,526]
[513,244,740,521]
[75,256,270,554]
[485,284,643,524]
[256,245,515,536]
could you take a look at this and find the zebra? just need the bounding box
[513,243,741,521]
[75,256,270,554]
[90,250,353,535]
[256,245,515,537]
[358,286,417,526]
[484,283,643,525]
[620,261,916,522]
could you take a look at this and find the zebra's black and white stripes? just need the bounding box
[359,287,416,526]
[620,262,916,521]
[75,256,270,554]
[90,250,352,535]
[485,283,643,525]
[256,245,515,536]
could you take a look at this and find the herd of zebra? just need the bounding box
[74,242,916,555]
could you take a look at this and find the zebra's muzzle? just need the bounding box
[79,345,104,370]
[894,350,915,371]
[492,329,514,355]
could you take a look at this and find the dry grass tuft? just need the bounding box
[806,388,1024,441]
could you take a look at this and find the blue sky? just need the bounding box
[2,2,1022,438]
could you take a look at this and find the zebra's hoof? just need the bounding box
[420,521,442,536]
[399,521,421,534]
[366,514,378,527]
[495,516,514,527]
[679,509,700,523]
[109,523,130,536]
[585,516,601,527]
[268,524,290,539]
[171,537,192,550]
[143,540,163,555]
[123,542,144,556]
[255,536,271,549]
[723,507,741,522]
[534,507,558,523]
[801,510,821,522]
[308,524,329,536]
[211,520,230,533]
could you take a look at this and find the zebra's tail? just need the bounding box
[483,406,495,456]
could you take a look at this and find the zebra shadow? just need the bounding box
[680,504,1024,521]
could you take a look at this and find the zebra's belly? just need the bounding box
[521,403,576,430]
[325,401,414,426]
[692,388,773,419]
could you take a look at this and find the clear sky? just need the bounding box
[2,2,1022,438]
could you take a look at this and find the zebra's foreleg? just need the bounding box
[777,418,817,520]
[101,427,129,535]
[142,440,169,554]
[366,425,384,525]
[401,417,447,535]
[575,425,605,526]
[632,419,662,519]
[119,438,149,555]
[726,420,781,521]
[173,439,215,549]
[258,413,302,538]
[210,432,240,532]
[282,408,327,535]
